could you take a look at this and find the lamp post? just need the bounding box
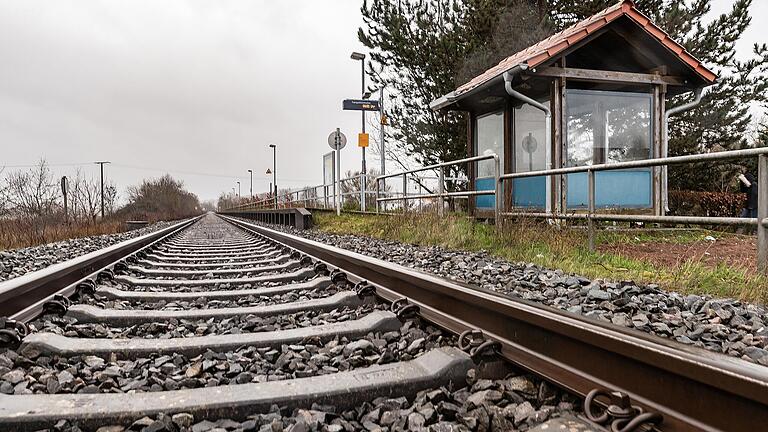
[351,52,366,211]
[269,144,277,209]
[236,181,241,198]
[379,87,386,177]
[247,169,253,199]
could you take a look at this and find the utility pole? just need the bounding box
[236,181,241,198]
[94,161,110,219]
[61,176,68,223]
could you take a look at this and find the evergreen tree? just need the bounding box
[359,0,548,190]
[359,0,767,192]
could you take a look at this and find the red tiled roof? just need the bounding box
[453,0,717,97]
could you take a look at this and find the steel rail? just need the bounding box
[220,215,768,432]
[0,216,201,321]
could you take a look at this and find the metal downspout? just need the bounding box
[663,88,703,212]
[503,68,553,213]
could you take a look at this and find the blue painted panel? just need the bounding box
[475,177,496,209]
[513,177,546,208]
[566,170,651,208]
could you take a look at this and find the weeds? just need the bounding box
[0,218,127,251]
[314,212,768,304]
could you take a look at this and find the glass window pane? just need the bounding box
[566,90,652,167]
[475,111,504,178]
[514,103,547,172]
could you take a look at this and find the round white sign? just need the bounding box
[328,130,347,150]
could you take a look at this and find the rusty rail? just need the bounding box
[0,217,200,321]
[222,214,768,432]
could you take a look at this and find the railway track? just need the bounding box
[0,214,766,431]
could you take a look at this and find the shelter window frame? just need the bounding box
[473,109,504,209]
[564,88,653,167]
[563,87,655,209]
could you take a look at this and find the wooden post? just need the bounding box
[553,74,567,215]
[652,84,665,216]
[504,103,513,211]
[467,113,476,216]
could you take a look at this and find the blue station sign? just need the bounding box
[342,99,380,111]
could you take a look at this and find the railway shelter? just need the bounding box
[431,0,717,217]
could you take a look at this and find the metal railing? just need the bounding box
[375,154,501,221]
[223,174,377,212]
[497,147,768,272]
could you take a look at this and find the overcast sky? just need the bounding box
[1,0,765,202]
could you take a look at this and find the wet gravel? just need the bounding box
[45,368,579,432]
[242,219,768,366]
[78,286,340,311]
[1,319,451,395]
[0,221,178,282]
[29,305,386,339]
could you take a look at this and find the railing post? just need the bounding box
[758,154,767,274]
[361,173,366,212]
[438,168,445,217]
[494,155,501,225]
[375,178,381,214]
[402,174,408,212]
[588,169,596,252]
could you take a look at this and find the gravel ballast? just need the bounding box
[78,286,340,311]
[43,368,579,432]
[239,218,768,366]
[29,304,385,339]
[0,221,178,282]
[1,319,450,395]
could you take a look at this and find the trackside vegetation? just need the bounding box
[313,212,768,304]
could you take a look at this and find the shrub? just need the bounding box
[668,190,746,217]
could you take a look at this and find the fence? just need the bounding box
[224,147,767,272]
[374,154,501,219]
[370,147,767,273]
[224,174,376,212]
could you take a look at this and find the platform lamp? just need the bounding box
[350,52,367,210]
[247,169,253,199]
[269,144,277,209]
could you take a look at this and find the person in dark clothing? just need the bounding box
[738,171,758,218]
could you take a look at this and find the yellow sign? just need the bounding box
[358,133,369,148]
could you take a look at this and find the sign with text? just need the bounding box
[358,133,369,148]
[343,99,380,111]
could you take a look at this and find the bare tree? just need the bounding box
[1,160,58,218]
[69,169,101,221]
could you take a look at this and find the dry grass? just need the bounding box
[0,218,126,251]
[314,212,768,304]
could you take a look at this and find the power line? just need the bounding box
[110,163,248,180]
[2,161,321,184]
[110,163,319,183]
[1,162,94,168]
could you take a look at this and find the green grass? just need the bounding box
[313,212,768,304]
